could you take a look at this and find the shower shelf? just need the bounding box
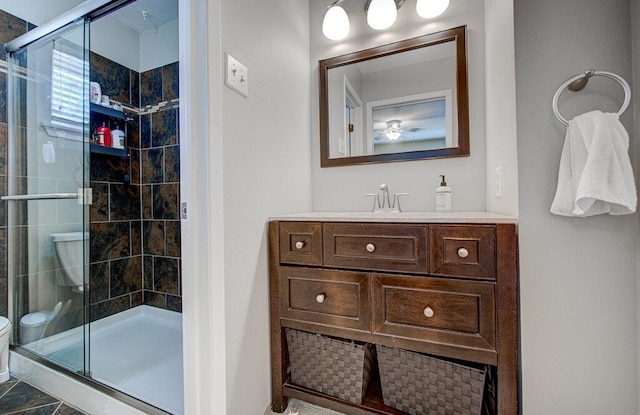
[90,102,126,119]
[90,144,128,158]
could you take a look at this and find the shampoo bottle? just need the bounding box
[435,175,452,212]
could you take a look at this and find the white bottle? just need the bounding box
[435,175,452,212]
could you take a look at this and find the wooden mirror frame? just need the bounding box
[319,26,469,167]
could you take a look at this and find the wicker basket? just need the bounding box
[285,328,375,404]
[377,345,485,415]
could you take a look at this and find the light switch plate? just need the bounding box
[225,53,248,98]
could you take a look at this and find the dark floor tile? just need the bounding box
[0,376,19,397]
[0,381,58,413]
[15,402,61,414]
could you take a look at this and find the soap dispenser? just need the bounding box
[435,175,452,212]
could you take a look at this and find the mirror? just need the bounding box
[320,26,469,167]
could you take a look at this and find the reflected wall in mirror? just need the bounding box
[320,25,469,167]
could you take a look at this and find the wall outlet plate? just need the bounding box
[225,53,248,98]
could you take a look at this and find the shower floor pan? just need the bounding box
[22,305,184,415]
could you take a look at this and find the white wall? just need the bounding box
[139,19,179,72]
[219,0,312,414]
[310,0,487,213]
[515,0,639,413]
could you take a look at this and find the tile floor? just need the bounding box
[0,376,86,415]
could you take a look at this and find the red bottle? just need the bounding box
[96,123,112,147]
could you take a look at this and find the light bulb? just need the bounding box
[416,0,450,18]
[322,5,350,40]
[367,0,397,30]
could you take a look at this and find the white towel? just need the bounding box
[550,110,637,217]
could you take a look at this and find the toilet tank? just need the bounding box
[50,232,88,287]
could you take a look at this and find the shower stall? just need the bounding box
[2,1,183,413]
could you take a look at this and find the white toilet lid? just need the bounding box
[0,317,11,336]
[20,312,49,327]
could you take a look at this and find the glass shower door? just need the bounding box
[6,19,91,375]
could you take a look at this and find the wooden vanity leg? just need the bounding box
[496,224,519,414]
[269,222,289,413]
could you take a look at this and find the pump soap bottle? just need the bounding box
[435,175,452,212]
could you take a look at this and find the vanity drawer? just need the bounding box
[371,274,496,352]
[279,222,323,266]
[323,223,428,274]
[280,267,370,331]
[429,225,496,280]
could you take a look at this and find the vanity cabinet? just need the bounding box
[269,215,519,415]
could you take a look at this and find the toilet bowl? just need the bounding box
[51,232,88,292]
[20,311,53,345]
[0,317,12,383]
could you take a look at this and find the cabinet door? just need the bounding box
[371,274,496,357]
[280,267,370,331]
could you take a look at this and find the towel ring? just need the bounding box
[552,70,631,126]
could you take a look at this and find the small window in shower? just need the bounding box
[50,48,87,139]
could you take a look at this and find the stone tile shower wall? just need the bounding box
[139,61,181,312]
[0,10,30,317]
[89,52,144,320]
[91,57,181,316]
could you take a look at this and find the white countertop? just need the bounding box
[270,211,518,223]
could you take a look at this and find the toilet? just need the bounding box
[0,317,12,383]
[51,232,89,292]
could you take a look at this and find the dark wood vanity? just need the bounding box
[269,213,519,415]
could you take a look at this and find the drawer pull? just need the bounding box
[366,243,376,253]
[295,241,305,250]
[423,306,434,318]
[457,247,469,258]
[316,293,326,304]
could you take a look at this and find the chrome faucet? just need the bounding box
[365,184,409,213]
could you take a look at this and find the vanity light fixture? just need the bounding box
[323,0,450,40]
[322,0,350,40]
[416,0,450,18]
[366,0,400,30]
